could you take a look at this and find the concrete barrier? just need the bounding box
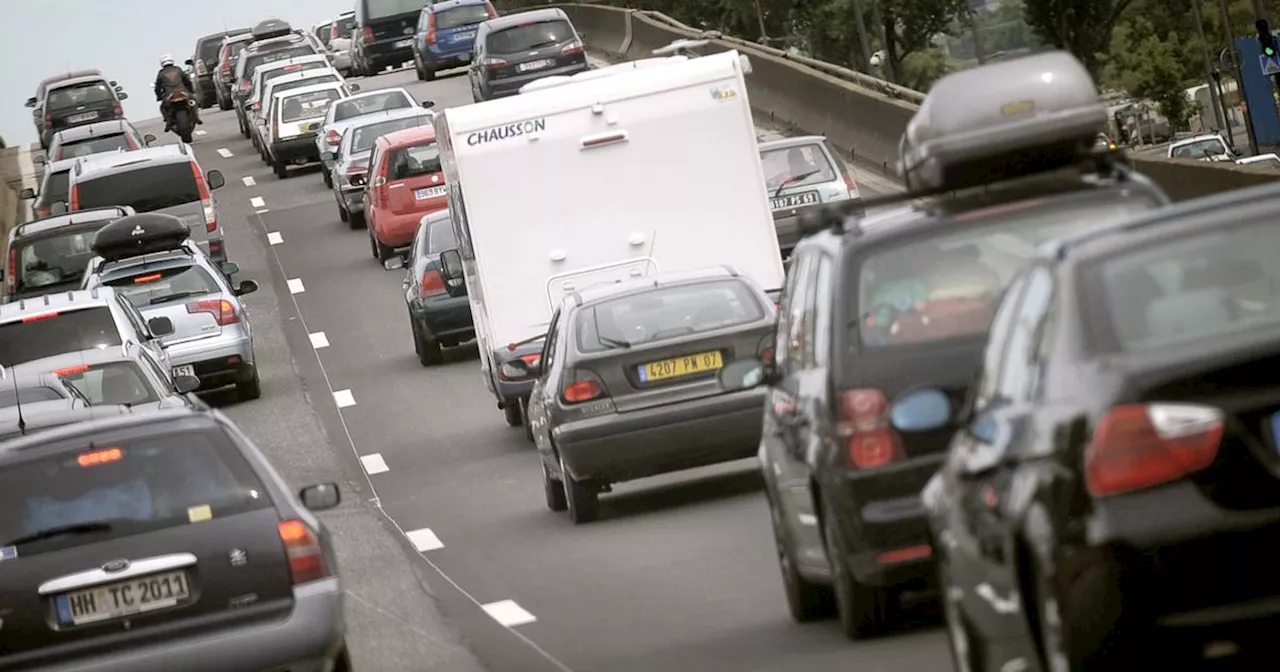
[508,2,1280,201]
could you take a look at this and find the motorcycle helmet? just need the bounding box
[160,54,174,67]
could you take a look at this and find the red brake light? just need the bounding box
[842,171,858,195]
[55,364,91,376]
[561,41,583,55]
[1085,404,1224,498]
[238,79,251,93]
[420,269,446,297]
[283,64,303,72]
[23,311,59,323]
[425,13,437,45]
[562,370,606,403]
[362,26,375,43]
[837,388,905,469]
[330,25,340,40]
[277,519,329,584]
[325,129,341,146]
[133,273,163,283]
[78,447,122,467]
[191,161,216,232]
[112,102,122,117]
[69,184,80,211]
[196,59,208,75]
[483,58,507,68]
[187,298,240,326]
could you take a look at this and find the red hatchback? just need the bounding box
[365,125,447,263]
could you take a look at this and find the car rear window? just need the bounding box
[315,23,333,45]
[41,169,71,205]
[54,361,158,406]
[760,143,838,191]
[198,38,225,62]
[332,91,413,121]
[1170,139,1227,160]
[336,16,356,33]
[0,307,122,367]
[438,4,491,29]
[14,229,100,292]
[55,134,131,161]
[263,61,326,87]
[487,20,574,53]
[351,115,432,153]
[0,386,65,407]
[0,427,270,558]
[76,164,199,213]
[228,40,251,63]
[856,193,1158,349]
[389,142,440,180]
[428,217,456,252]
[1086,219,1280,353]
[280,89,342,122]
[245,46,316,77]
[104,265,221,308]
[47,82,113,111]
[576,279,765,353]
[366,0,430,19]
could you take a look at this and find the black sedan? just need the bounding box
[404,209,473,366]
[522,267,776,523]
[919,181,1280,671]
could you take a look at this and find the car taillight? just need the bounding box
[483,58,507,68]
[187,298,240,326]
[191,162,216,232]
[421,268,446,297]
[69,184,80,211]
[362,26,375,43]
[561,41,583,55]
[500,353,541,380]
[1085,403,1223,498]
[277,519,329,585]
[238,79,251,93]
[325,129,341,146]
[842,171,858,196]
[562,369,606,403]
[196,59,208,75]
[331,25,340,40]
[112,102,122,117]
[837,388,905,469]
[425,13,437,45]
[43,115,53,130]
[5,248,16,296]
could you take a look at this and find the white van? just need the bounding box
[434,49,785,428]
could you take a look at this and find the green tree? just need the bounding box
[1022,0,1134,77]
[980,0,1037,54]
[1103,16,1196,127]
[878,0,970,79]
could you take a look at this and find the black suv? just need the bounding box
[37,76,128,151]
[468,8,588,102]
[353,0,428,76]
[715,51,1170,639]
[190,29,249,108]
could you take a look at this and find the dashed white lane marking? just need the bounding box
[308,331,329,349]
[256,209,270,214]
[266,231,283,245]
[333,389,356,408]
[287,278,305,294]
[249,196,265,208]
[406,528,444,552]
[242,176,256,187]
[482,600,537,628]
[194,129,207,136]
[359,453,388,474]
[216,148,233,158]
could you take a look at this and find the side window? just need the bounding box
[540,309,561,379]
[971,273,1027,412]
[450,184,475,259]
[775,253,814,377]
[994,267,1054,404]
[116,297,146,339]
[810,255,833,367]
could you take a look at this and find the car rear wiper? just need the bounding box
[591,307,631,349]
[773,170,821,198]
[148,291,205,305]
[525,39,561,49]
[3,521,114,547]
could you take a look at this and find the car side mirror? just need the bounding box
[173,374,201,394]
[110,80,118,87]
[25,97,37,108]
[439,249,463,280]
[235,279,259,296]
[890,388,952,433]
[143,133,156,146]
[349,83,361,92]
[185,59,195,66]
[320,150,334,162]
[718,357,767,390]
[421,99,436,108]
[117,92,129,101]
[147,316,175,337]
[383,255,405,270]
[219,260,240,276]
[300,482,341,510]
[206,169,226,190]
[50,201,68,215]
[19,188,35,200]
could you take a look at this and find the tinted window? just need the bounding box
[55,134,131,161]
[1089,219,1280,353]
[0,428,270,558]
[228,40,250,62]
[856,194,1156,349]
[332,91,412,121]
[0,308,122,367]
[428,217,456,252]
[76,164,199,213]
[351,115,432,153]
[244,46,316,78]
[262,62,327,88]
[366,0,430,19]
[47,82,113,110]
[486,20,573,53]
[14,229,100,292]
[0,387,65,407]
[56,361,159,406]
[274,78,340,107]
[438,4,491,29]
[336,16,356,33]
[198,38,225,61]
[575,279,765,353]
[1171,139,1227,159]
[41,170,70,205]
[315,24,333,45]
[280,88,341,122]
[104,265,221,308]
[761,143,837,191]
[389,142,440,179]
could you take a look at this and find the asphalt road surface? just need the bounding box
[55,60,950,671]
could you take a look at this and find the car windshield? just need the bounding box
[389,142,441,180]
[332,91,413,121]
[104,265,221,307]
[245,46,316,77]
[438,4,491,29]
[0,427,270,558]
[428,217,456,252]
[55,361,159,406]
[487,20,574,53]
[0,308,122,367]
[55,134,131,161]
[351,115,432,153]
[366,0,430,19]
[39,170,71,207]
[1087,219,1280,353]
[856,193,1159,349]
[576,279,765,352]
[76,164,200,213]
[280,89,341,122]
[0,386,65,407]
[47,82,113,110]
[1171,139,1227,159]
[14,229,101,292]
[761,143,838,191]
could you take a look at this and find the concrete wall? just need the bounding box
[523,2,1280,201]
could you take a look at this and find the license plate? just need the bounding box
[518,59,552,72]
[56,570,191,626]
[454,31,476,40]
[638,350,724,383]
[172,365,195,378]
[415,186,447,200]
[394,39,414,48]
[770,191,820,211]
[68,112,98,123]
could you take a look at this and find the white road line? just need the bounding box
[266,231,283,245]
[287,278,305,294]
[242,175,256,187]
[17,143,36,221]
[216,148,233,158]
[255,209,270,214]
[308,331,329,349]
[405,528,444,552]
[359,453,388,474]
[482,600,537,628]
[333,389,356,408]
[249,196,265,208]
[194,129,207,136]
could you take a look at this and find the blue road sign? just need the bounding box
[1261,53,1280,75]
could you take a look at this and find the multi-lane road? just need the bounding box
[6,60,949,671]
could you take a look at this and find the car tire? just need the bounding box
[323,170,333,189]
[218,94,233,111]
[337,201,349,222]
[238,114,249,138]
[503,402,522,427]
[769,497,834,622]
[542,460,567,512]
[237,371,262,401]
[414,54,426,80]
[823,515,892,640]
[333,644,353,672]
[412,318,443,366]
[520,397,534,443]
[560,457,599,523]
[274,161,288,179]
[349,210,366,230]
[423,63,436,81]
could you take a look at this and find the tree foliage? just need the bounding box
[1022,0,1133,77]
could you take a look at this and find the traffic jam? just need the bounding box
[4,3,1280,672]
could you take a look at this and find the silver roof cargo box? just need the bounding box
[899,51,1107,193]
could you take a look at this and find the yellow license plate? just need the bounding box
[639,350,723,383]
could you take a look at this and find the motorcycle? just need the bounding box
[164,90,197,143]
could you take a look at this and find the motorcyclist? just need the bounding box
[154,54,202,132]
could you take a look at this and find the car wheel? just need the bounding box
[504,402,522,427]
[520,397,534,443]
[323,170,333,189]
[218,95,233,111]
[414,54,426,80]
[238,115,249,138]
[413,319,443,366]
[349,210,366,230]
[769,497,834,622]
[336,194,350,222]
[824,515,892,640]
[542,460,567,511]
[560,456,599,523]
[274,161,288,179]
[423,64,436,81]
[333,643,352,672]
[236,371,262,401]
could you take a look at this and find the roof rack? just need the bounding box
[252,18,293,41]
[90,213,192,263]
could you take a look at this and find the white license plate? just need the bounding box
[172,365,195,378]
[394,39,414,48]
[68,112,98,123]
[57,570,191,625]
[454,31,476,40]
[518,59,552,72]
[415,186,447,200]
[770,191,820,211]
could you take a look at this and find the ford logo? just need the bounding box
[101,559,130,573]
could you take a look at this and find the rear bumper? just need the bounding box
[271,134,320,163]
[553,387,766,483]
[195,75,216,102]
[410,295,474,342]
[485,62,590,98]
[362,39,415,65]
[330,51,353,70]
[339,185,365,214]
[165,329,255,390]
[772,197,862,256]
[422,47,472,70]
